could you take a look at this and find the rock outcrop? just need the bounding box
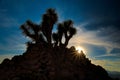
[0,44,113,80]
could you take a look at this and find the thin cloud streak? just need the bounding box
[0,34,26,63]
[0,17,19,27]
[0,9,19,27]
[69,25,120,53]
[0,33,27,58]
[68,23,120,72]
[91,59,120,72]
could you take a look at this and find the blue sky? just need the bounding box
[0,0,120,72]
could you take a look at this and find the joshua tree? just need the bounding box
[21,8,76,48]
[54,20,76,47]
[20,20,45,45]
[63,20,76,46]
[41,8,58,45]
[64,26,76,46]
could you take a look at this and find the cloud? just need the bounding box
[70,21,120,50]
[69,26,120,52]
[0,32,27,54]
[0,17,19,27]
[0,9,19,27]
[0,25,29,63]
[0,33,27,63]
[68,22,120,72]
[94,53,120,61]
[110,48,120,54]
[91,59,120,72]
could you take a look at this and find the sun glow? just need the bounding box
[75,46,86,54]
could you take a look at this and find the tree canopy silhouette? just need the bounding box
[20,8,76,47]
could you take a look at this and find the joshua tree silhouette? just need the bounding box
[53,20,76,47]
[63,20,76,47]
[20,20,46,46]
[21,8,76,48]
[41,8,58,45]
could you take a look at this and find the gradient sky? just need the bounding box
[0,0,120,72]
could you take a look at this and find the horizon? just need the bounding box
[0,0,120,72]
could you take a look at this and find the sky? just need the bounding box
[0,0,120,72]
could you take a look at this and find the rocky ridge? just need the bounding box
[0,44,114,80]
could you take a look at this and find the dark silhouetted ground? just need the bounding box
[0,44,115,80]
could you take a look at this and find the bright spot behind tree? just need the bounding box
[75,46,86,54]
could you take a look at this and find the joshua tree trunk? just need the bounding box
[64,38,69,47]
[64,35,72,47]
[47,23,53,45]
